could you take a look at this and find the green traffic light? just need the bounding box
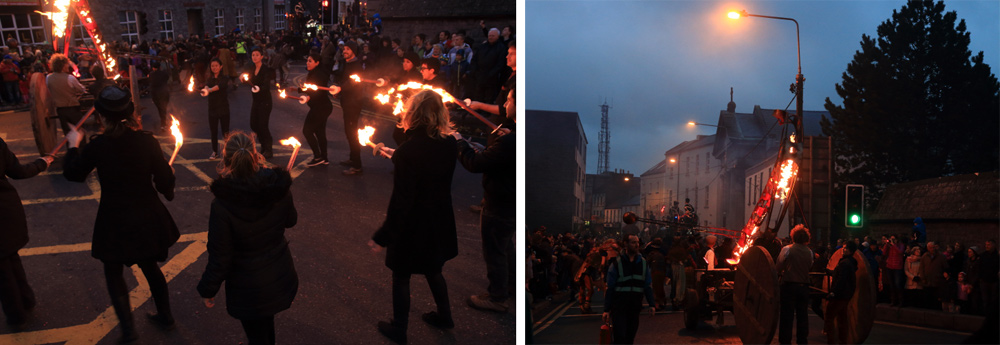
[850,214,861,225]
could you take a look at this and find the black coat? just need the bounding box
[830,254,858,300]
[373,129,458,274]
[63,130,179,263]
[457,124,515,219]
[246,63,274,103]
[0,138,47,258]
[198,168,298,319]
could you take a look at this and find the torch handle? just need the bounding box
[286,147,299,171]
[454,100,498,130]
[49,107,97,156]
[168,143,181,166]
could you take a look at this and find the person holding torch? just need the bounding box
[198,131,298,345]
[337,40,364,176]
[370,90,458,344]
[244,47,275,159]
[204,58,231,160]
[62,86,179,343]
[298,53,336,167]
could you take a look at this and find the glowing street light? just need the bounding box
[687,121,718,128]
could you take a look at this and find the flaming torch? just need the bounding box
[187,76,195,92]
[36,0,71,48]
[167,116,183,166]
[375,82,498,130]
[302,83,341,94]
[358,126,391,158]
[280,137,302,170]
[279,88,307,103]
[349,74,386,87]
[241,73,249,82]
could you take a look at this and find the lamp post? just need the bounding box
[728,9,804,142]
[687,121,719,128]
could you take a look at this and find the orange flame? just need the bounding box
[36,0,71,38]
[358,126,376,146]
[350,74,361,83]
[302,83,318,91]
[774,159,798,201]
[280,137,301,148]
[278,89,287,98]
[376,83,457,116]
[241,73,249,82]
[170,116,183,145]
[187,76,195,92]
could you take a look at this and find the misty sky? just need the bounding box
[526,0,1000,175]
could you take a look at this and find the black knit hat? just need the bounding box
[343,40,358,56]
[94,86,135,122]
[402,50,420,65]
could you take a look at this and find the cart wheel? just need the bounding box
[683,288,699,330]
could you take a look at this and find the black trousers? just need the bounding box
[482,212,515,301]
[208,108,231,154]
[610,305,641,344]
[303,104,331,160]
[250,100,273,153]
[240,315,276,345]
[152,92,170,129]
[779,283,810,345]
[0,253,35,325]
[103,260,171,322]
[341,99,362,168]
[391,270,451,329]
[56,106,83,136]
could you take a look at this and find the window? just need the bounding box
[705,186,709,208]
[254,8,262,32]
[236,9,245,32]
[274,6,287,31]
[214,9,225,36]
[747,178,752,205]
[158,10,173,40]
[70,17,92,48]
[119,11,139,44]
[0,13,46,54]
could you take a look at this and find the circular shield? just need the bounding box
[734,246,780,345]
[826,248,877,344]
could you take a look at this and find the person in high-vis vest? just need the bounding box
[235,40,248,67]
[602,234,656,344]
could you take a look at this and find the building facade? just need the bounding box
[526,110,587,234]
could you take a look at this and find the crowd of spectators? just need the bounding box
[528,218,999,319]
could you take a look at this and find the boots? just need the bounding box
[147,285,175,330]
[111,296,138,344]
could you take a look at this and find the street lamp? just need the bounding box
[728,9,804,141]
[687,121,719,128]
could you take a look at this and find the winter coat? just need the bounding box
[372,128,458,274]
[63,130,179,264]
[457,123,515,219]
[905,255,923,290]
[0,138,47,258]
[920,251,948,288]
[830,254,858,300]
[197,168,298,319]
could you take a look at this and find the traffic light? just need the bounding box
[138,12,149,35]
[845,184,864,228]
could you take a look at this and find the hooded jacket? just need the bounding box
[197,168,298,319]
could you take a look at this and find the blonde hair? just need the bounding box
[400,90,452,139]
[217,131,265,179]
[49,53,71,73]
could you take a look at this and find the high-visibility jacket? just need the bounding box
[614,255,648,293]
[236,41,247,54]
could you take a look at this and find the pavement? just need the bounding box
[0,66,514,344]
[530,287,987,344]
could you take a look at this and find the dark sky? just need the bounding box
[526,0,1000,175]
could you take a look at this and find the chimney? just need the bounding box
[727,87,736,113]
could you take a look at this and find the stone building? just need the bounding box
[365,0,514,49]
[869,171,999,248]
[526,110,588,234]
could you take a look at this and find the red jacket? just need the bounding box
[0,61,20,82]
[883,242,905,270]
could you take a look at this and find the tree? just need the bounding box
[822,0,999,213]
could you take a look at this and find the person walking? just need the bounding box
[0,138,53,331]
[245,48,275,158]
[370,90,458,344]
[776,225,813,345]
[602,234,656,344]
[825,241,858,344]
[46,54,86,142]
[197,131,298,345]
[148,61,171,133]
[455,88,516,313]
[63,86,178,343]
[203,58,231,159]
